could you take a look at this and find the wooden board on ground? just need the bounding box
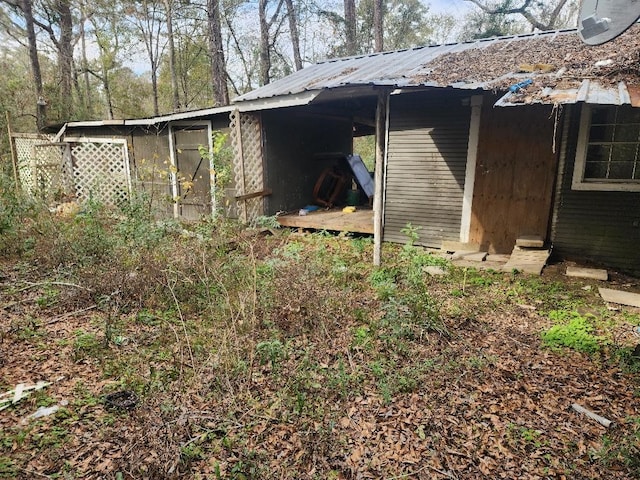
[599,287,640,308]
[566,266,608,281]
[502,246,550,275]
[441,241,481,253]
[515,235,545,248]
[277,208,374,234]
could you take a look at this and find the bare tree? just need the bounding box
[465,0,572,31]
[258,0,285,85]
[127,0,165,115]
[30,0,75,120]
[207,0,229,105]
[0,0,47,128]
[163,0,180,111]
[284,0,302,70]
[78,0,93,116]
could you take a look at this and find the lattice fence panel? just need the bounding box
[230,110,264,222]
[13,135,54,195]
[71,141,130,206]
[32,143,74,200]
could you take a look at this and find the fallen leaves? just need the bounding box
[1,235,640,479]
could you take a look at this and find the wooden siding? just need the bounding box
[384,92,470,246]
[553,105,640,274]
[131,128,173,217]
[469,102,559,253]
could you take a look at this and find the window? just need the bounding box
[572,105,640,191]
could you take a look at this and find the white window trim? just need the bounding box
[572,104,640,192]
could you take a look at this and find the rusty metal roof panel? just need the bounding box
[234,31,568,103]
[234,26,640,108]
[494,80,637,107]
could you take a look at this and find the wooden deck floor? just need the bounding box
[276,208,374,234]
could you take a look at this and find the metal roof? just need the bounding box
[233,27,640,107]
[495,80,640,107]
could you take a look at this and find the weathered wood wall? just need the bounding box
[469,100,560,253]
[553,105,640,273]
[262,109,353,215]
[384,91,470,247]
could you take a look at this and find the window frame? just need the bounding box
[572,104,640,192]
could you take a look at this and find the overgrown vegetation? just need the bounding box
[1,175,639,479]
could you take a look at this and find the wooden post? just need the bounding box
[373,90,389,266]
[460,95,483,243]
[6,111,20,193]
[233,109,248,223]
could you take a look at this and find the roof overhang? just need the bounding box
[494,80,640,108]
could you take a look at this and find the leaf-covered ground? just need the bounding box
[1,227,639,479]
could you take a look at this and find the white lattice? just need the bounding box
[11,134,130,206]
[70,140,131,206]
[230,110,264,222]
[13,134,54,195]
[32,143,73,199]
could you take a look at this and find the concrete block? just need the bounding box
[566,267,608,281]
[599,288,640,308]
[515,235,545,248]
[462,251,488,262]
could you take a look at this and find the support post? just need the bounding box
[373,90,389,266]
[460,95,483,243]
[233,109,248,223]
[6,111,20,193]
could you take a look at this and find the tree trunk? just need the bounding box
[56,0,74,120]
[373,0,383,52]
[79,0,92,116]
[151,60,159,115]
[258,0,271,85]
[21,0,45,130]
[344,0,356,55]
[163,0,180,111]
[207,0,229,105]
[285,0,302,70]
[102,66,114,120]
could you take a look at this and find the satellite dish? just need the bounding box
[578,0,640,45]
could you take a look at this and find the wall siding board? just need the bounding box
[384,92,471,246]
[553,105,640,273]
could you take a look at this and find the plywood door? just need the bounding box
[173,125,211,220]
[469,104,560,253]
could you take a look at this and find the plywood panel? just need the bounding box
[277,208,373,233]
[469,102,560,253]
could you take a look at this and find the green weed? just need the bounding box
[369,267,398,301]
[72,330,103,362]
[596,416,640,474]
[542,310,607,353]
[256,339,286,369]
[400,222,421,246]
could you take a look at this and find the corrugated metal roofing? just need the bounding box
[495,80,640,107]
[233,30,573,103]
[233,27,640,107]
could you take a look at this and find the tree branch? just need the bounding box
[465,0,533,16]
